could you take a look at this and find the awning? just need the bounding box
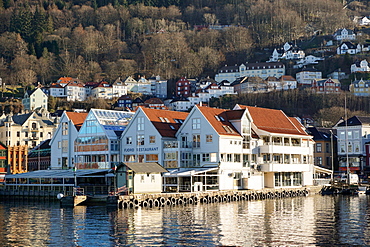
[124,162,168,173]
[163,167,219,177]
[5,169,110,179]
[314,165,333,174]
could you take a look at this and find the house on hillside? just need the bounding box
[351,60,370,73]
[22,87,48,112]
[333,28,356,41]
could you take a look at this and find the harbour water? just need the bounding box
[0,194,370,246]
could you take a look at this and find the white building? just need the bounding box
[90,81,113,99]
[296,68,322,86]
[337,42,358,55]
[334,116,370,173]
[168,98,193,112]
[120,107,189,169]
[215,62,285,82]
[65,82,87,101]
[351,60,370,73]
[160,104,314,192]
[22,88,48,112]
[333,28,356,41]
[112,78,128,98]
[126,76,152,95]
[295,55,324,68]
[50,111,88,169]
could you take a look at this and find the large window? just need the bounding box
[146,154,158,162]
[274,172,302,187]
[193,134,200,148]
[137,117,144,131]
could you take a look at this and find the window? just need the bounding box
[192,118,201,129]
[16,131,20,137]
[234,154,241,163]
[206,135,213,143]
[137,117,144,131]
[202,153,210,162]
[226,154,232,162]
[126,137,132,145]
[149,136,156,144]
[193,154,201,166]
[316,157,322,165]
[141,175,145,183]
[62,140,68,153]
[62,122,68,135]
[326,143,330,153]
[146,154,158,162]
[40,132,43,138]
[316,143,322,153]
[137,135,144,145]
[193,134,200,148]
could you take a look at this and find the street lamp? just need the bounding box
[330,130,334,181]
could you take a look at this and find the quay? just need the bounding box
[110,187,315,209]
[0,185,323,207]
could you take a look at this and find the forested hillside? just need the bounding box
[0,0,366,87]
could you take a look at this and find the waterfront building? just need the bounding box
[334,116,370,174]
[0,142,7,182]
[307,127,337,172]
[28,139,51,171]
[8,145,28,174]
[215,62,285,82]
[162,104,314,192]
[0,110,55,148]
[120,107,188,169]
[22,87,48,112]
[74,109,134,169]
[50,111,88,170]
[116,162,168,194]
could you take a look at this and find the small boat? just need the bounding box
[356,186,367,195]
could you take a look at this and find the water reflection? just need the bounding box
[1,195,370,246]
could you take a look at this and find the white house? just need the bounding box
[337,42,358,55]
[90,81,113,99]
[333,28,356,41]
[50,111,88,169]
[296,68,322,86]
[65,82,87,101]
[351,60,370,73]
[126,76,152,95]
[162,104,314,192]
[112,78,128,98]
[168,98,193,112]
[295,55,324,68]
[22,87,48,112]
[353,16,370,26]
[120,107,189,170]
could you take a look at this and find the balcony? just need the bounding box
[259,144,309,155]
[30,128,39,132]
[75,162,110,169]
[30,136,39,140]
[259,163,311,172]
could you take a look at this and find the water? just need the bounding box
[0,195,370,246]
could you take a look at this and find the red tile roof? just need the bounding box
[66,112,88,130]
[197,106,240,136]
[238,104,309,136]
[140,107,189,137]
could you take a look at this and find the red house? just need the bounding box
[175,77,191,98]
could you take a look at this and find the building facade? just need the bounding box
[215,62,285,82]
[50,111,88,170]
[22,88,48,112]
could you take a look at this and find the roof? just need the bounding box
[144,98,164,104]
[197,106,240,136]
[163,167,218,177]
[140,107,188,137]
[124,162,168,173]
[307,127,336,141]
[238,105,309,136]
[337,116,370,126]
[66,112,88,130]
[5,169,110,179]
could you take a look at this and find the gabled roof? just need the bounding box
[337,116,370,126]
[144,98,164,104]
[237,105,309,136]
[65,112,88,130]
[123,162,168,173]
[140,107,188,137]
[197,106,240,136]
